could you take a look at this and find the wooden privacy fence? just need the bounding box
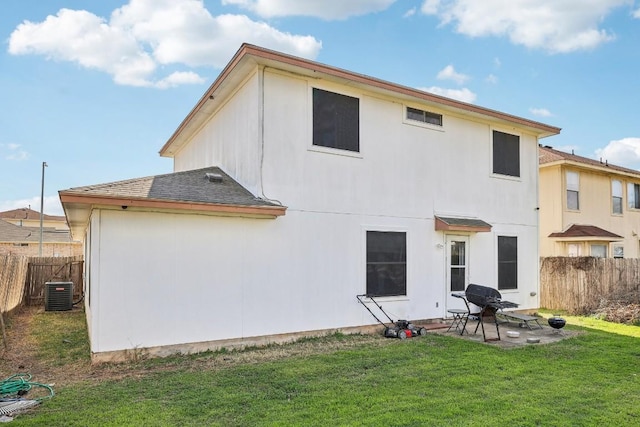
[25,255,84,306]
[540,257,640,314]
[0,255,30,315]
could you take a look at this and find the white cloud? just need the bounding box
[633,8,640,18]
[419,86,477,103]
[529,107,552,117]
[222,0,396,20]
[155,71,206,89]
[485,73,498,84]
[8,0,322,87]
[595,138,640,168]
[0,196,64,216]
[1,143,29,161]
[436,64,469,85]
[421,0,441,15]
[420,0,627,53]
[403,7,417,18]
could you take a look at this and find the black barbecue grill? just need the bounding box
[465,284,519,341]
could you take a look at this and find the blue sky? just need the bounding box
[1,0,639,216]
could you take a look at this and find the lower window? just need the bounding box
[366,231,406,297]
[498,236,517,290]
[590,244,607,258]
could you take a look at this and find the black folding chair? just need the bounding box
[446,292,471,335]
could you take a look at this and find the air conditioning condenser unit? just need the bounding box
[45,282,74,311]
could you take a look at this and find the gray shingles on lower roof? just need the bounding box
[64,167,280,208]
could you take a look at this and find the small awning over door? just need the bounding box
[435,216,492,233]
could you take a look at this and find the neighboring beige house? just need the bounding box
[0,208,81,257]
[539,145,640,258]
[0,207,69,231]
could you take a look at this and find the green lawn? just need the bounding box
[9,311,640,426]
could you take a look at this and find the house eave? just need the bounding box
[548,236,624,242]
[59,192,287,239]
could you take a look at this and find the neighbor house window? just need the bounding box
[498,236,517,290]
[406,107,442,126]
[590,244,607,258]
[613,245,624,259]
[566,171,580,210]
[492,130,520,177]
[567,243,582,257]
[612,180,623,214]
[628,183,640,209]
[312,88,359,152]
[366,231,406,297]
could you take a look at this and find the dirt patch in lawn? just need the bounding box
[0,306,396,387]
[1,306,579,390]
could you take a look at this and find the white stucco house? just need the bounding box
[60,44,560,362]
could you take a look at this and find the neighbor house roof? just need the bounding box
[539,145,640,178]
[548,224,623,240]
[160,43,561,157]
[59,166,286,239]
[0,219,74,244]
[0,207,66,222]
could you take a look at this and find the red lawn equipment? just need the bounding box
[356,294,427,339]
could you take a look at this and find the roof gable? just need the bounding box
[160,43,561,157]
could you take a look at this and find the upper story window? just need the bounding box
[406,107,442,126]
[628,183,640,209]
[612,180,623,214]
[312,88,359,153]
[492,130,520,177]
[366,231,406,297]
[497,236,517,290]
[566,171,580,210]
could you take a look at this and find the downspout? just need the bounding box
[258,65,282,205]
[534,142,541,309]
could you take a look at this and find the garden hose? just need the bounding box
[0,373,54,401]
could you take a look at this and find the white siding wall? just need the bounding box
[90,67,541,354]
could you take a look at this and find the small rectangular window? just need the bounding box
[567,171,579,210]
[612,180,623,214]
[613,245,624,259]
[628,183,640,209]
[313,88,359,152]
[498,236,517,290]
[406,107,443,126]
[492,131,520,177]
[366,231,406,297]
[590,244,607,258]
[567,243,582,257]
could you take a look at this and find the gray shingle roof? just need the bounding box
[61,167,281,208]
[0,219,74,243]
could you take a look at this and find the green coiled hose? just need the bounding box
[0,373,54,401]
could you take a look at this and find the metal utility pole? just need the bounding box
[39,161,48,257]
